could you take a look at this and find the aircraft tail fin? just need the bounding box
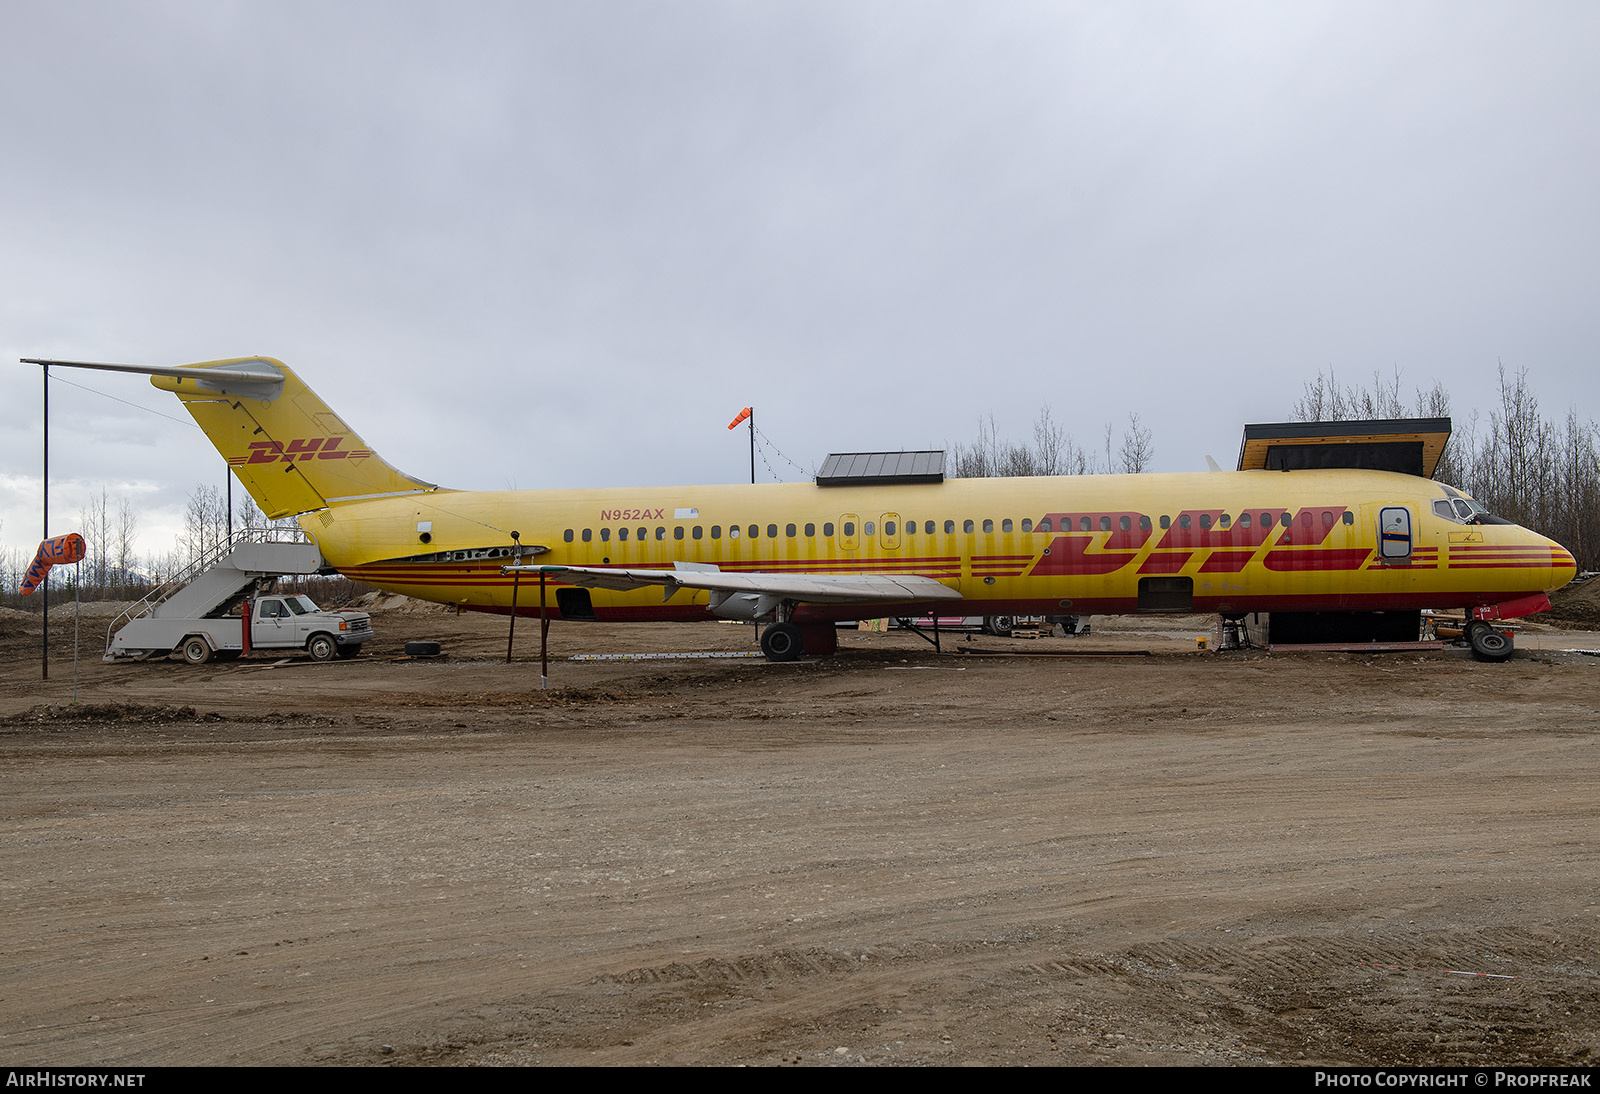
[150,356,436,519]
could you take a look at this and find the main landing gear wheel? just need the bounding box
[760,622,805,662]
[985,616,1014,637]
[181,636,213,665]
[307,634,338,662]
[1466,622,1515,663]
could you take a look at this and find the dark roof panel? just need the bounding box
[817,450,946,486]
[1237,418,1452,478]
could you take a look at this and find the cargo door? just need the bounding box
[1379,506,1412,561]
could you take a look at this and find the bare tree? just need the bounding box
[114,496,139,597]
[1031,406,1066,477]
[951,408,1094,479]
[183,483,230,566]
[1294,367,1412,422]
[1118,412,1155,474]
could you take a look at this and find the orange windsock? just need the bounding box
[728,407,752,430]
[20,533,86,595]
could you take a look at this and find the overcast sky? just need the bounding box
[4,0,1597,561]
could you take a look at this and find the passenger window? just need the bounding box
[824,522,834,537]
[844,522,855,537]
[885,521,896,535]
[1080,517,1092,531]
[1039,518,1052,532]
[786,524,796,537]
[1159,516,1170,529]
[946,520,956,534]
[582,528,592,542]
[1322,511,1334,527]
[865,521,875,536]
[618,527,629,541]
[1199,514,1211,530]
[1179,515,1191,530]
[805,523,815,536]
[964,520,975,533]
[1001,519,1012,533]
[1119,515,1131,531]
[674,526,684,540]
[1100,516,1111,531]
[656,527,665,540]
[563,529,573,543]
[749,525,759,538]
[768,524,778,538]
[1342,512,1354,525]
[1140,516,1151,530]
[1239,513,1252,528]
[1021,518,1032,533]
[904,521,915,536]
[712,526,722,539]
[982,519,994,533]
[1219,514,1230,528]
[601,527,611,541]
[925,521,935,535]
[729,526,739,539]
[1280,513,1293,528]
[693,526,703,540]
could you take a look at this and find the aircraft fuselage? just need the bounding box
[309,469,1575,622]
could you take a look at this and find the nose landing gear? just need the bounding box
[1464,619,1515,663]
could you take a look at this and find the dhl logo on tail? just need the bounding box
[227,437,376,466]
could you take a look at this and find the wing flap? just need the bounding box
[503,563,961,604]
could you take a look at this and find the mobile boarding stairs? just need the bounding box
[105,531,327,661]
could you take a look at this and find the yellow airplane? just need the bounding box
[30,356,1577,662]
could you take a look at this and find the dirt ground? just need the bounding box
[2,600,1599,1067]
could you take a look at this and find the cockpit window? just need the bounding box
[1435,493,1514,526]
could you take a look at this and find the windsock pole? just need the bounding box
[727,406,754,484]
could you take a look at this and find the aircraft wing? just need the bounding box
[502,562,961,605]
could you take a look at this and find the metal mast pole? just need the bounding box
[41,363,48,681]
[749,408,755,484]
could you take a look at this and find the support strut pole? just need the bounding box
[507,570,520,663]
[539,572,549,690]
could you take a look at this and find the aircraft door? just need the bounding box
[880,513,901,551]
[1379,506,1412,561]
[838,514,859,552]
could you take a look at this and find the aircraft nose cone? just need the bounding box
[1548,539,1578,590]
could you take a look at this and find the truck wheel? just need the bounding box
[986,616,1014,637]
[307,634,337,662]
[181,636,213,665]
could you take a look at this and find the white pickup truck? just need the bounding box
[109,592,374,664]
